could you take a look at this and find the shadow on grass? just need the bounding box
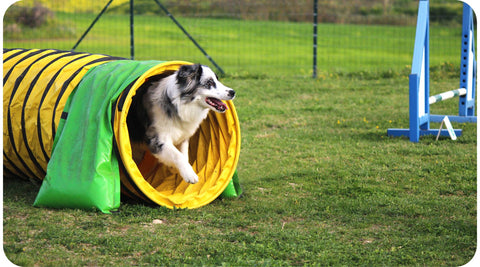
[3,175,41,206]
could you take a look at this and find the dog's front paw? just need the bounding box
[180,168,199,184]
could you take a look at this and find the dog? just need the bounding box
[127,64,235,184]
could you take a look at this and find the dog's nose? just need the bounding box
[228,90,236,98]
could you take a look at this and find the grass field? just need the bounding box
[3,11,477,266]
[4,11,461,76]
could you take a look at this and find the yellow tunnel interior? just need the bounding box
[113,61,241,209]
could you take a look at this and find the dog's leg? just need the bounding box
[148,136,198,184]
[155,143,199,184]
[178,140,189,161]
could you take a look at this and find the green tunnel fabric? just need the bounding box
[220,170,242,198]
[33,60,161,213]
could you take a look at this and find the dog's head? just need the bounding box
[176,64,235,113]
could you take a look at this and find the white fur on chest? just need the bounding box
[150,104,209,145]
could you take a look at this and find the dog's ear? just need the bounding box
[177,64,203,86]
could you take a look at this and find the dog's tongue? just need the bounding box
[206,97,228,112]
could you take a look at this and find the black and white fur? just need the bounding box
[127,64,235,184]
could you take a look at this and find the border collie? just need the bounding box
[127,64,235,184]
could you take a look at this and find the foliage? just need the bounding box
[8,0,130,13]
[3,3,76,39]
[429,2,464,25]
[5,0,466,26]
[5,2,53,28]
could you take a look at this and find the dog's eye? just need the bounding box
[205,78,216,89]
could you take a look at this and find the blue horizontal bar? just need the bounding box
[430,115,477,123]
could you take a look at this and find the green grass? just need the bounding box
[3,73,476,266]
[4,11,461,76]
[3,11,476,266]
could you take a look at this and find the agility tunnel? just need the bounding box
[3,48,241,213]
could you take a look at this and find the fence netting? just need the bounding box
[3,0,473,77]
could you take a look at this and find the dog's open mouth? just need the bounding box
[206,97,228,112]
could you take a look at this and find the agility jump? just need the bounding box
[388,0,476,142]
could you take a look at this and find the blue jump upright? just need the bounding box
[387,0,476,142]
